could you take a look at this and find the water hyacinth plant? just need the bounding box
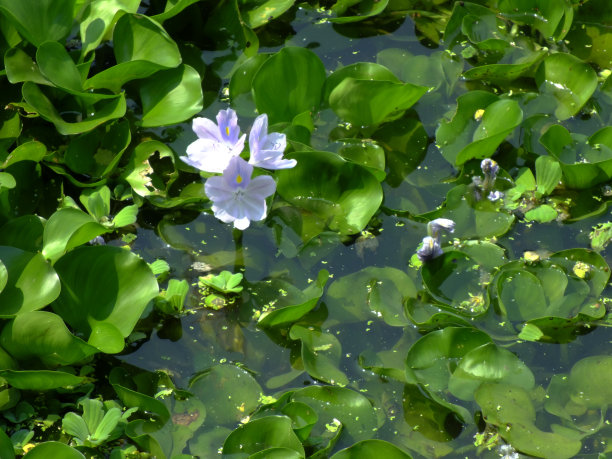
[182,108,295,228]
[0,1,612,458]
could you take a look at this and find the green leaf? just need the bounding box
[475,383,582,458]
[329,78,428,127]
[535,53,598,120]
[65,120,131,179]
[63,412,90,442]
[22,82,126,135]
[52,246,159,344]
[240,0,295,28]
[289,324,348,386]
[189,364,262,425]
[330,0,389,24]
[535,155,562,196]
[80,186,111,221]
[0,369,84,390]
[86,13,182,91]
[0,311,98,366]
[22,442,86,459]
[79,0,141,60]
[499,0,574,41]
[0,247,60,318]
[2,140,47,168]
[112,205,138,228]
[222,416,305,457]
[0,172,15,189]
[0,0,76,46]
[518,323,544,341]
[436,91,516,165]
[568,355,612,409]
[276,151,383,236]
[92,407,122,443]
[36,41,83,92]
[290,386,378,441]
[524,204,558,223]
[139,64,203,127]
[258,269,328,329]
[151,0,201,23]
[252,47,326,124]
[326,267,415,326]
[323,62,399,103]
[42,208,109,262]
[405,327,492,391]
[448,343,535,401]
[331,439,411,458]
[0,429,15,459]
[4,47,51,85]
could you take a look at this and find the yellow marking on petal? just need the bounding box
[236,174,243,184]
[225,126,230,136]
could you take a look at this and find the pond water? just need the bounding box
[112,3,612,458]
[2,1,612,458]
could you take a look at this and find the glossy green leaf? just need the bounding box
[79,0,141,59]
[276,151,382,235]
[86,13,182,91]
[524,204,558,223]
[421,251,490,316]
[4,47,51,85]
[258,269,328,329]
[2,141,47,168]
[0,172,16,190]
[290,386,378,441]
[0,429,14,459]
[139,64,203,127]
[22,82,126,135]
[331,439,411,458]
[42,208,109,262]
[568,355,612,409]
[535,53,597,120]
[289,324,348,386]
[189,364,262,425]
[0,369,84,390]
[151,0,201,23]
[330,78,428,127]
[437,91,518,165]
[22,442,86,459]
[0,0,76,46]
[80,186,111,221]
[475,383,582,459]
[518,323,544,341]
[222,415,305,457]
[0,311,98,366]
[52,246,159,344]
[252,47,326,124]
[326,266,415,326]
[229,53,271,115]
[37,41,83,92]
[0,247,60,317]
[323,62,399,103]
[499,0,574,41]
[405,327,492,391]
[448,343,535,401]
[330,0,389,24]
[65,120,131,179]
[535,155,562,196]
[240,0,295,28]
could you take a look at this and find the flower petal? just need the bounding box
[249,114,268,154]
[184,138,235,173]
[192,117,222,142]
[247,175,276,199]
[217,108,241,145]
[233,217,251,230]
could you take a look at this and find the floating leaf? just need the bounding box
[252,47,326,124]
[535,53,597,120]
[223,415,305,457]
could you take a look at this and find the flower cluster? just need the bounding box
[472,158,503,202]
[181,109,296,230]
[416,218,456,262]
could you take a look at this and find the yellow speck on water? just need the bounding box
[236,174,243,184]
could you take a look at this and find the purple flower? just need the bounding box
[417,236,443,262]
[248,114,296,170]
[204,156,276,230]
[181,109,246,173]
